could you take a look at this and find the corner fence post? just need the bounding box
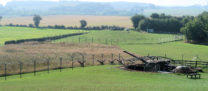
[60,57,62,72]
[4,64,7,80]
[20,62,22,78]
[34,60,36,76]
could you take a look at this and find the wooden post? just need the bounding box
[34,60,36,76]
[60,57,62,72]
[79,37,80,43]
[71,56,74,70]
[119,53,121,61]
[206,63,208,72]
[182,54,184,66]
[92,55,95,66]
[20,62,22,78]
[4,64,7,80]
[195,61,198,68]
[47,58,50,74]
[82,55,85,68]
[92,37,94,43]
[112,54,114,61]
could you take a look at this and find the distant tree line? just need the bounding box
[4,15,125,31]
[131,13,194,33]
[5,23,125,31]
[131,12,208,43]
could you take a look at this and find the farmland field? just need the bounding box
[0,27,83,45]
[55,31,208,61]
[2,15,132,28]
[0,65,208,91]
[0,27,208,91]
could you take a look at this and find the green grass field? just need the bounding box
[0,65,208,91]
[0,27,83,45]
[55,30,208,61]
[1,27,208,91]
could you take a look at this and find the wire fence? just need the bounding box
[56,34,183,45]
[0,53,131,80]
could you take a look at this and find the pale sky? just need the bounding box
[0,0,208,6]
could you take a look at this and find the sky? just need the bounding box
[0,0,208,6]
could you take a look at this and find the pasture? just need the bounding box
[55,30,208,61]
[2,15,132,28]
[0,65,208,91]
[0,27,208,91]
[0,27,82,45]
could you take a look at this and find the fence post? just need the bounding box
[92,37,94,43]
[79,37,80,43]
[82,55,85,68]
[92,55,95,66]
[112,54,114,61]
[34,60,36,76]
[195,61,198,68]
[71,56,74,70]
[60,57,62,72]
[4,64,7,80]
[119,53,121,61]
[182,54,184,66]
[102,54,104,61]
[20,62,22,78]
[206,62,208,72]
[47,58,50,74]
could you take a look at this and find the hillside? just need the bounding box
[1,1,208,16]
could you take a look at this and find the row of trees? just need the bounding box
[131,12,208,43]
[131,13,194,33]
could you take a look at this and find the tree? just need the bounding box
[33,15,42,28]
[80,20,87,28]
[180,12,208,43]
[131,14,145,30]
[150,13,160,19]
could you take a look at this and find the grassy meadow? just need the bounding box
[2,15,132,28]
[0,65,208,91]
[0,27,83,45]
[55,30,208,61]
[0,27,208,91]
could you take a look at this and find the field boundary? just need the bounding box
[4,32,88,45]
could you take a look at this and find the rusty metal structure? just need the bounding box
[123,51,175,72]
